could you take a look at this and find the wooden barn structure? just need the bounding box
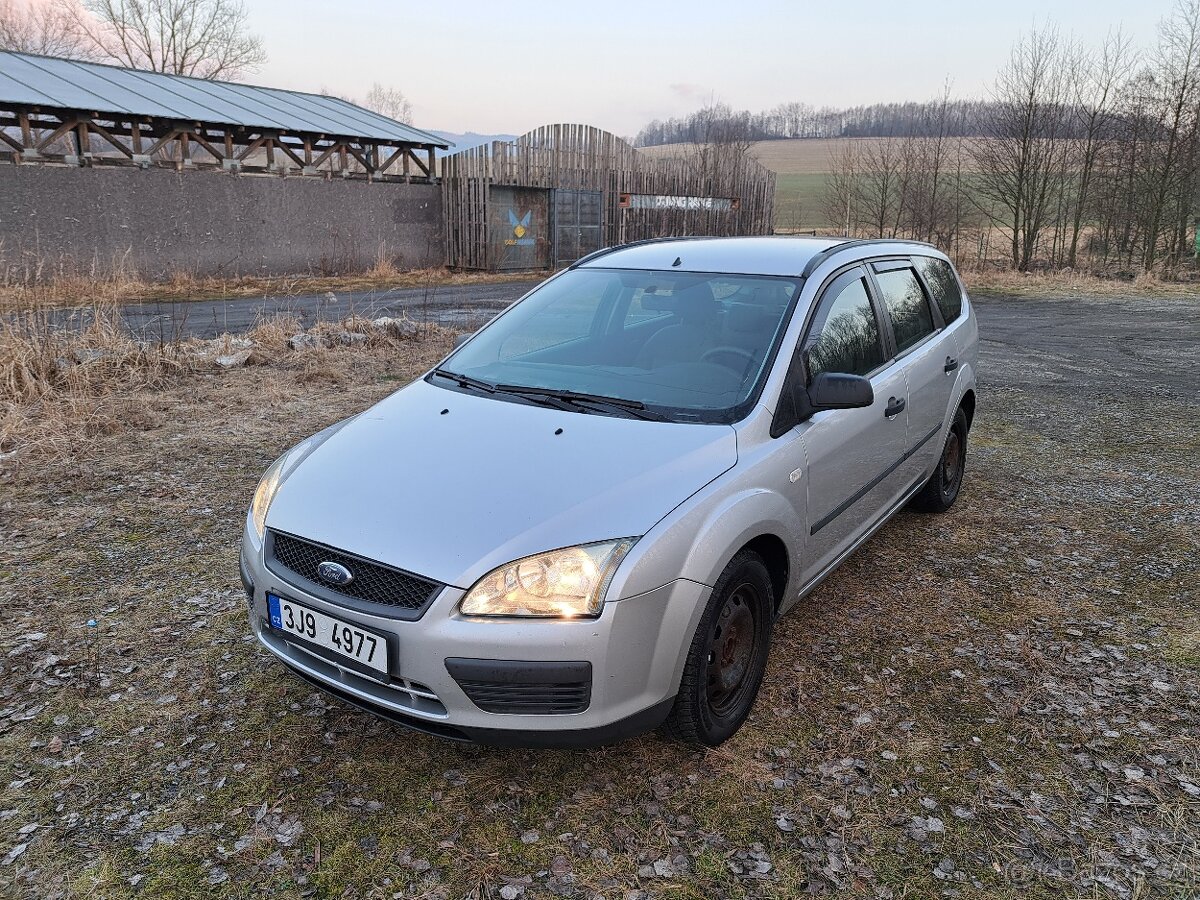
[442,124,776,270]
[0,50,448,179]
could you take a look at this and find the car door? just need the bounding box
[792,266,910,588]
[868,260,954,485]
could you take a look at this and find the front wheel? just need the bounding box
[912,406,969,512]
[661,551,774,747]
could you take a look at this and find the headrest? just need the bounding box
[726,304,770,333]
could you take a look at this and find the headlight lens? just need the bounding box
[459,539,636,618]
[250,453,288,539]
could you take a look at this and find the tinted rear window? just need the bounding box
[915,257,963,323]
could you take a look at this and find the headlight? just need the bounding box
[459,539,636,618]
[250,452,288,539]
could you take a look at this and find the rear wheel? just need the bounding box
[662,551,774,747]
[913,406,969,512]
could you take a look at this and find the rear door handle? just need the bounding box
[944,356,958,373]
[885,397,906,418]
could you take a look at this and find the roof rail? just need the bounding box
[798,238,937,279]
[570,235,720,269]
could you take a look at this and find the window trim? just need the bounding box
[799,264,890,384]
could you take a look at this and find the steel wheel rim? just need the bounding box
[704,584,759,719]
[942,429,963,493]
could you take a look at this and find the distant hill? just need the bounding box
[432,131,519,156]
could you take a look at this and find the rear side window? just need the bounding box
[804,273,884,379]
[915,257,963,323]
[875,267,935,353]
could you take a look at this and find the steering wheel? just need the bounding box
[700,346,758,374]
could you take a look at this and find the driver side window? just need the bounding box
[804,272,885,380]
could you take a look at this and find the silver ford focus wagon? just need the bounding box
[240,236,978,747]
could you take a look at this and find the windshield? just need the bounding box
[434,267,801,424]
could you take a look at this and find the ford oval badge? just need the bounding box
[317,561,354,587]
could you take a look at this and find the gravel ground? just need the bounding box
[0,293,1197,899]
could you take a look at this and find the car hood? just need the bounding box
[265,379,737,589]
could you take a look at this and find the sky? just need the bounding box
[245,0,1172,137]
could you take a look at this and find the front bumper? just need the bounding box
[240,533,707,747]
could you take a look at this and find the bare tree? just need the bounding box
[973,25,1073,270]
[363,83,413,124]
[1135,0,1200,269]
[64,0,265,79]
[1064,31,1137,267]
[685,103,756,195]
[0,0,93,57]
[824,139,862,236]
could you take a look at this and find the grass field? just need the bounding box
[640,138,980,231]
[1,294,1197,898]
[640,139,851,229]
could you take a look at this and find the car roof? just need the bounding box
[573,235,944,278]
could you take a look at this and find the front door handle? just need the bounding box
[944,356,959,373]
[885,397,906,418]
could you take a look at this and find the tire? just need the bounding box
[661,551,774,747]
[912,406,969,513]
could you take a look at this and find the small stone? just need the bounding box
[214,349,251,369]
[652,858,676,877]
[3,843,27,864]
[499,887,523,900]
[287,333,319,351]
[520,830,539,844]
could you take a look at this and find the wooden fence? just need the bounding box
[443,124,776,269]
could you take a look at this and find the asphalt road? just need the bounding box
[971,291,1199,396]
[60,280,545,341]
[50,283,1200,399]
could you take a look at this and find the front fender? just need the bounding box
[610,477,803,606]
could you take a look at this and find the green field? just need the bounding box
[772,173,833,230]
[640,139,847,231]
[640,138,980,232]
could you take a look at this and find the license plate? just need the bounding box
[267,593,388,674]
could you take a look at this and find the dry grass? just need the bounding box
[0,296,1196,898]
[0,304,186,406]
[966,267,1200,297]
[0,262,544,314]
[0,306,445,466]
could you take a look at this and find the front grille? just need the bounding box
[268,530,442,615]
[455,680,592,714]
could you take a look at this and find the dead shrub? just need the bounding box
[0,303,188,404]
[294,349,349,386]
[247,313,304,353]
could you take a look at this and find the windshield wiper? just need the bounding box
[431,368,496,393]
[493,384,665,421]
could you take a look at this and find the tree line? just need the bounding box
[642,1,1200,274]
[635,99,995,146]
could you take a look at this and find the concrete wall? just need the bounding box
[0,163,442,279]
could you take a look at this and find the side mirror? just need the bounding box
[808,372,874,411]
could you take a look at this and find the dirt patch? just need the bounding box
[0,298,1197,898]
